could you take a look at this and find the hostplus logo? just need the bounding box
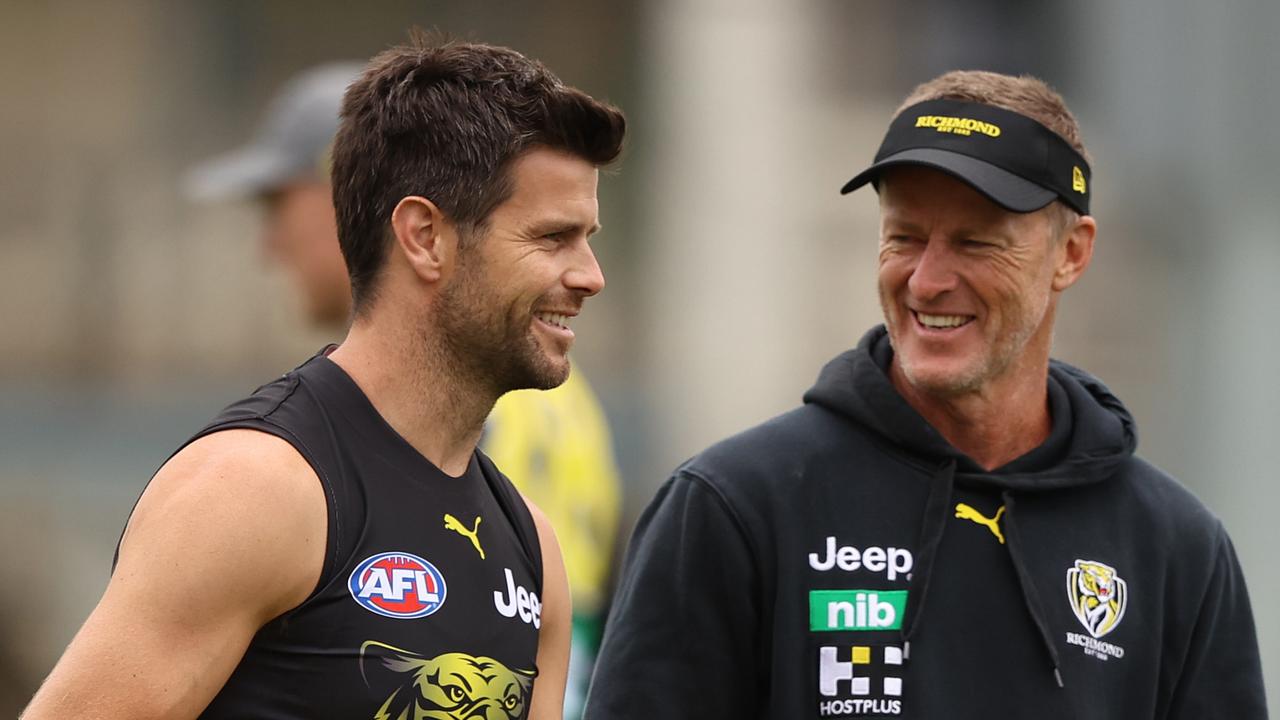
[817,644,906,716]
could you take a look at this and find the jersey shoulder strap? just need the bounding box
[475,449,543,590]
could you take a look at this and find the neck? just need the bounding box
[890,352,1052,472]
[327,311,495,477]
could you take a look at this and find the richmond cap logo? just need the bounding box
[1066,559,1127,638]
[349,552,447,619]
[914,114,1001,137]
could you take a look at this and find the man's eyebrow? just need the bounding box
[881,216,1000,241]
[530,220,603,237]
[881,216,925,235]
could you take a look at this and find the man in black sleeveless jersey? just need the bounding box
[23,33,626,720]
[182,62,627,720]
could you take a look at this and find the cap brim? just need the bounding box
[840,148,1057,213]
[182,145,298,201]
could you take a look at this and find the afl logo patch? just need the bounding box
[348,552,447,619]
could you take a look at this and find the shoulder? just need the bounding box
[690,404,852,467]
[119,428,328,622]
[132,429,321,531]
[643,405,873,554]
[521,495,558,550]
[1114,456,1219,527]
[680,404,871,498]
[1105,455,1226,563]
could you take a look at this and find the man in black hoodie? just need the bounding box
[584,71,1267,719]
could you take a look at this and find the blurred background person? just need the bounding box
[2,3,1277,715]
[183,62,624,719]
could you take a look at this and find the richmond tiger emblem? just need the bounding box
[360,641,536,720]
[1066,559,1128,639]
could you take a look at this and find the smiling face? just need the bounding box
[436,146,604,394]
[876,166,1067,399]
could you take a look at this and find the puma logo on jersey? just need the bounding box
[955,503,1004,544]
[444,513,485,560]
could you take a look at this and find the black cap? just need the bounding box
[841,99,1091,215]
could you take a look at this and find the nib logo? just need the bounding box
[809,590,907,631]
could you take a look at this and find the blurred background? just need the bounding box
[2,0,1277,712]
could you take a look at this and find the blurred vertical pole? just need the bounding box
[1081,0,1280,701]
[638,0,824,476]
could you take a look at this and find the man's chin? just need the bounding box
[502,354,570,393]
[897,357,986,397]
[531,358,571,390]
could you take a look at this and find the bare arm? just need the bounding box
[524,499,571,720]
[21,429,327,720]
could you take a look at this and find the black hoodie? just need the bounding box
[585,326,1266,719]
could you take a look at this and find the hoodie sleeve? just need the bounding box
[1165,523,1268,720]
[584,470,762,720]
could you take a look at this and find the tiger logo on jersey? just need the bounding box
[1066,559,1128,638]
[360,640,535,720]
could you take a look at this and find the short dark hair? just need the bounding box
[331,33,627,314]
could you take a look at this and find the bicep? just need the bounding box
[526,500,571,720]
[22,429,327,720]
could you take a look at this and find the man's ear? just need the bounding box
[1052,214,1097,292]
[390,196,455,283]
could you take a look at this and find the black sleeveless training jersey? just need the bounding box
[130,351,545,719]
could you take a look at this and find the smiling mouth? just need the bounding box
[913,310,974,330]
[533,311,574,331]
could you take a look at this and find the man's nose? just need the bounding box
[907,238,958,300]
[565,240,605,297]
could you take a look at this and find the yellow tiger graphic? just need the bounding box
[1066,559,1128,638]
[360,640,536,720]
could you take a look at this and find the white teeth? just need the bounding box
[916,312,970,328]
[536,312,571,329]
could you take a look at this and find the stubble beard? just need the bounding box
[435,262,569,399]
[881,293,1046,399]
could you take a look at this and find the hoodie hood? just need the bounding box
[803,325,1137,492]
